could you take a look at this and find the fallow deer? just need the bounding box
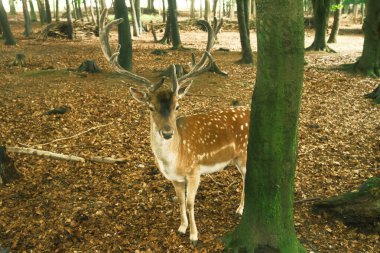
[99,10,250,245]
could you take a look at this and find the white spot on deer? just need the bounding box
[183,140,186,145]
[245,134,248,139]
[232,117,236,121]
[245,123,248,127]
[241,125,244,130]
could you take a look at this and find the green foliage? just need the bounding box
[342,0,366,4]
[331,4,343,11]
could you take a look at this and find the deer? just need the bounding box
[99,10,250,245]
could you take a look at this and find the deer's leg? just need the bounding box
[234,158,246,215]
[172,180,188,234]
[186,174,200,244]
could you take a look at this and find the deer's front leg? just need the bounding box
[172,180,188,234]
[186,174,200,245]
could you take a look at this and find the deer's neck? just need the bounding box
[150,120,180,164]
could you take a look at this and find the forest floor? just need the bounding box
[0,16,379,252]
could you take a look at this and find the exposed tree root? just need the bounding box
[305,44,336,53]
[364,84,380,103]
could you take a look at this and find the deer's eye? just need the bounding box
[175,105,180,111]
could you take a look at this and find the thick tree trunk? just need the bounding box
[236,0,253,64]
[45,0,52,23]
[129,0,140,37]
[314,177,380,231]
[114,0,133,70]
[224,0,305,251]
[22,0,33,37]
[65,0,74,39]
[306,0,333,52]
[168,0,182,49]
[364,84,380,104]
[354,0,380,77]
[29,0,37,22]
[327,0,341,43]
[0,0,16,45]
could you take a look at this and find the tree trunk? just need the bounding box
[229,0,234,19]
[37,0,47,25]
[0,147,21,186]
[354,0,380,77]
[100,0,106,11]
[95,0,100,26]
[306,0,333,52]
[224,0,305,251]
[236,0,253,64]
[22,0,33,37]
[9,0,16,15]
[190,0,195,19]
[55,0,60,21]
[168,0,182,49]
[129,0,140,37]
[353,3,359,23]
[313,177,380,231]
[199,0,202,18]
[72,0,78,20]
[89,0,96,24]
[114,0,133,70]
[29,0,37,22]
[327,0,341,43]
[135,0,142,34]
[162,0,166,22]
[45,0,52,23]
[212,0,218,18]
[76,0,84,21]
[83,0,90,22]
[65,0,74,39]
[204,0,210,21]
[0,0,16,45]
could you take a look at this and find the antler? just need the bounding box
[99,9,163,92]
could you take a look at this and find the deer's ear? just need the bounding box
[130,87,149,103]
[178,81,193,99]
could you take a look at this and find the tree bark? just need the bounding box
[9,0,16,15]
[83,0,90,22]
[204,0,210,21]
[168,0,182,49]
[236,0,253,64]
[65,0,74,39]
[306,0,333,52]
[190,0,195,19]
[0,0,16,45]
[36,0,47,25]
[114,0,133,70]
[22,0,33,37]
[327,0,341,43]
[29,0,37,22]
[162,0,166,22]
[129,0,140,37]
[55,0,60,21]
[135,0,142,34]
[212,0,218,18]
[45,0,52,23]
[354,0,380,77]
[224,0,306,251]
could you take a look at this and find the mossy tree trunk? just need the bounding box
[29,0,37,22]
[22,0,33,37]
[168,0,182,49]
[36,0,47,25]
[306,0,333,52]
[0,0,16,45]
[224,0,305,251]
[313,177,380,231]
[327,0,342,43]
[114,0,133,70]
[354,0,380,77]
[236,0,254,64]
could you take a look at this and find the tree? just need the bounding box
[327,0,342,43]
[9,0,16,15]
[306,0,334,52]
[353,0,380,77]
[65,0,74,39]
[135,0,142,34]
[45,0,52,23]
[236,0,253,64]
[0,0,16,45]
[114,0,133,70]
[224,0,306,251]
[29,0,37,22]
[204,0,210,21]
[169,0,182,49]
[129,0,140,37]
[190,0,195,19]
[36,0,47,24]
[22,0,33,37]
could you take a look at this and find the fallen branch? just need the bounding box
[32,122,113,147]
[6,146,127,164]
[294,197,321,204]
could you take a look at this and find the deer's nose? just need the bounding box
[161,126,174,140]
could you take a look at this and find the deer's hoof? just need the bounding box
[178,224,188,234]
[190,239,198,247]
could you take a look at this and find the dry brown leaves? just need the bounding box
[0,20,379,252]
